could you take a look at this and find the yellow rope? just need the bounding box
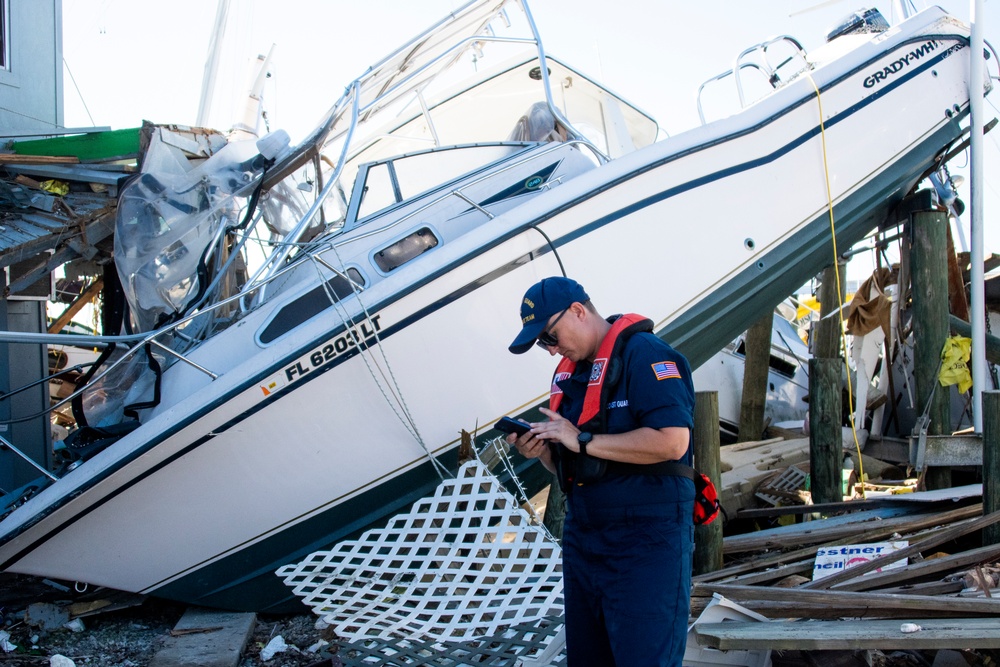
[806,73,867,500]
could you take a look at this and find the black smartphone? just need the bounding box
[495,416,531,437]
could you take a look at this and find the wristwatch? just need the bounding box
[577,431,593,456]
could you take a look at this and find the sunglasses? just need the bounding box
[535,308,568,349]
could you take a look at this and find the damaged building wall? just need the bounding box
[0,297,50,491]
[1,0,62,488]
[0,0,64,136]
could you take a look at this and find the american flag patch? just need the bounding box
[652,361,681,380]
[551,371,571,395]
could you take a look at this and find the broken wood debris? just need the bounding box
[692,487,1000,655]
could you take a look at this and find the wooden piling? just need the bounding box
[738,313,772,442]
[984,392,1000,546]
[910,210,952,490]
[814,262,846,359]
[809,358,843,505]
[694,390,723,575]
[809,261,846,506]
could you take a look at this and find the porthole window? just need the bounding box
[374,227,438,272]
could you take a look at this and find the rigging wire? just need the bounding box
[307,251,449,479]
[63,57,96,126]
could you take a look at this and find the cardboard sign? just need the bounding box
[812,541,908,581]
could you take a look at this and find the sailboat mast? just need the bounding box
[197,0,231,128]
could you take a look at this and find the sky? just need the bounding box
[59,0,1000,282]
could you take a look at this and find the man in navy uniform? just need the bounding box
[507,276,695,667]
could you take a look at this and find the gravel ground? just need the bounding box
[0,575,335,666]
[5,574,1000,666]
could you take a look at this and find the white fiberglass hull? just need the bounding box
[0,10,979,611]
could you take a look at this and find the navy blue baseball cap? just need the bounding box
[509,277,589,354]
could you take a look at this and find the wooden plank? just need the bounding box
[723,503,982,554]
[720,559,815,587]
[148,607,256,667]
[694,617,1000,651]
[736,497,900,519]
[695,583,1000,616]
[0,153,80,164]
[692,600,967,620]
[874,580,965,596]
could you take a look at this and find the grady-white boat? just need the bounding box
[0,0,989,611]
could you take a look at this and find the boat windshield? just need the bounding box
[331,55,657,230]
[349,144,531,226]
[256,0,657,279]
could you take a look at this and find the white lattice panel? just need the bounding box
[755,464,809,506]
[277,460,563,643]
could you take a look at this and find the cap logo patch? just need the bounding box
[551,371,571,395]
[522,313,535,324]
[652,361,681,380]
[523,297,535,309]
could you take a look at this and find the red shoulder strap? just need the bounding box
[547,313,649,425]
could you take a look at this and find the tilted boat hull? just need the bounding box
[0,8,981,611]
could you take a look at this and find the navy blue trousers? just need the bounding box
[561,476,694,667]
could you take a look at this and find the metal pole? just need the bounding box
[970,0,986,432]
[0,434,58,482]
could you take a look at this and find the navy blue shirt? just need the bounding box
[555,327,696,507]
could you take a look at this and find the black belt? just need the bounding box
[603,460,697,479]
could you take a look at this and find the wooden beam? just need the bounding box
[738,314,772,442]
[723,503,982,554]
[691,598,966,619]
[48,278,104,334]
[911,210,952,489]
[695,583,1000,616]
[694,391,723,575]
[986,392,1000,546]
[736,497,900,519]
[694,617,1000,651]
[0,153,80,164]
